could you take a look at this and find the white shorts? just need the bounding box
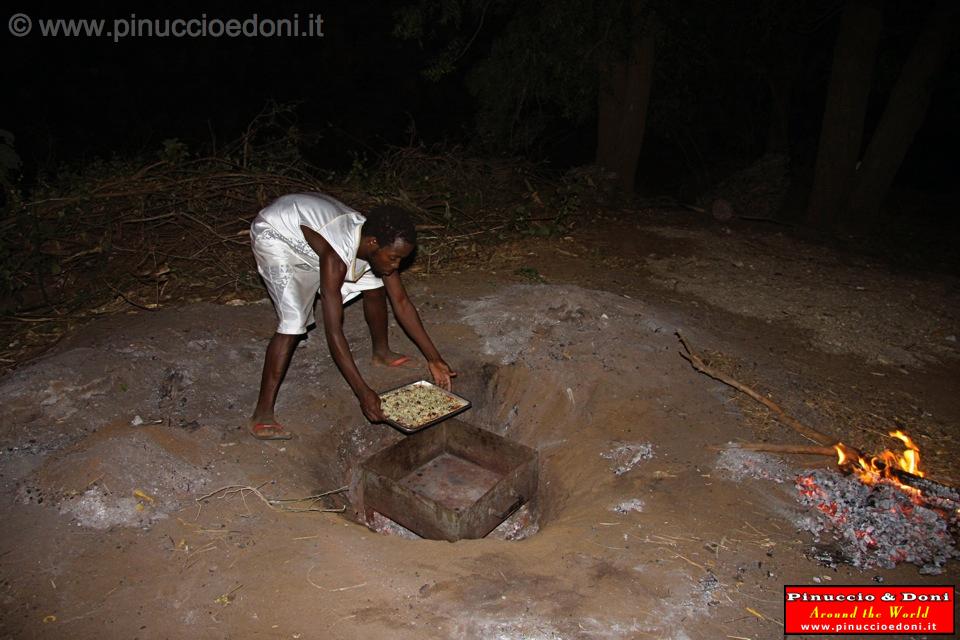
[250,224,383,335]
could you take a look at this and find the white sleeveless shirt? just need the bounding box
[252,192,371,282]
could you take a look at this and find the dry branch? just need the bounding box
[724,442,837,456]
[676,332,836,446]
[196,483,348,514]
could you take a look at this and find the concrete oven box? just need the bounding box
[359,419,539,541]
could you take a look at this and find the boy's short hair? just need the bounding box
[362,205,418,247]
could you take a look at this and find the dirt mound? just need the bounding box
[20,424,213,530]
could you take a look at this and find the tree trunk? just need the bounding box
[805,0,883,228]
[843,3,960,227]
[596,9,656,193]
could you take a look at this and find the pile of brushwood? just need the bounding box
[0,119,602,369]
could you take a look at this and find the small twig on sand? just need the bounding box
[214,583,244,605]
[306,564,368,592]
[676,332,835,446]
[196,483,348,513]
[745,606,783,627]
[669,552,706,571]
[269,488,349,502]
[102,280,157,312]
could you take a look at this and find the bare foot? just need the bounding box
[248,414,295,440]
[249,422,295,440]
[372,350,413,367]
[250,411,275,427]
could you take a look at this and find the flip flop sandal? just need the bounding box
[384,356,412,367]
[250,423,295,440]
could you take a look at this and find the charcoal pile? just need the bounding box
[795,469,959,575]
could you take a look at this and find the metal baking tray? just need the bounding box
[378,380,471,434]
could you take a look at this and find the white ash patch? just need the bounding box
[601,442,655,476]
[795,469,959,575]
[59,487,166,530]
[454,614,656,640]
[696,570,722,606]
[714,447,788,483]
[611,498,645,514]
[452,615,564,640]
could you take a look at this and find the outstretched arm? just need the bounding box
[302,226,385,422]
[383,272,456,389]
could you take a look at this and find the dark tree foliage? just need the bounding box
[395,0,642,152]
[394,0,833,184]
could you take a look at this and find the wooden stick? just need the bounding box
[725,445,959,493]
[726,443,837,456]
[676,332,836,446]
[888,468,958,496]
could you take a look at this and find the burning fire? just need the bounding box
[834,430,923,497]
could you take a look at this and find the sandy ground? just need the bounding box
[1,211,958,639]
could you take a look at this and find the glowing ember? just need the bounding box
[795,468,959,574]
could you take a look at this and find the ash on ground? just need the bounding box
[795,469,959,575]
[601,442,655,476]
[59,487,164,530]
[611,498,645,514]
[714,447,788,483]
[697,571,723,607]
